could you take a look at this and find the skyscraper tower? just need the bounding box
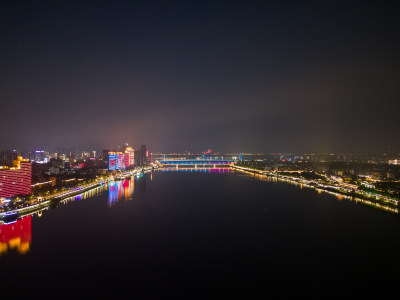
[134,145,149,166]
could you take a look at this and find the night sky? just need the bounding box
[1,1,399,153]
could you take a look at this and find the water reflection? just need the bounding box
[0,215,31,255]
[235,169,399,214]
[0,177,140,255]
[56,183,109,207]
[108,179,135,207]
[138,174,147,192]
[0,168,398,260]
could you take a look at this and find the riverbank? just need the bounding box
[0,166,157,223]
[0,180,107,223]
[231,165,399,214]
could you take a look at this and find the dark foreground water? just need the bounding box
[1,168,400,297]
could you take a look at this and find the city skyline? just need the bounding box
[1,1,399,153]
[2,1,400,295]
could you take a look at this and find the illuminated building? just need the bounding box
[0,157,32,198]
[35,150,45,162]
[33,150,49,163]
[107,147,135,171]
[109,153,119,170]
[125,147,135,166]
[20,150,49,163]
[0,215,32,255]
[108,152,133,170]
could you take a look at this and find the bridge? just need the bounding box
[158,159,234,167]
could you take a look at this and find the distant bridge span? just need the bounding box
[158,159,234,167]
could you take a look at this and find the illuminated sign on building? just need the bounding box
[108,152,134,170]
[109,154,118,170]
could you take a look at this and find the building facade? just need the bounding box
[135,145,149,166]
[0,157,32,198]
[0,150,18,167]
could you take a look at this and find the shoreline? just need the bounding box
[230,165,399,214]
[1,164,397,223]
[0,167,155,223]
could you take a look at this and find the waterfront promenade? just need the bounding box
[0,166,155,222]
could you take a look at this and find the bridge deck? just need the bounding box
[159,159,234,165]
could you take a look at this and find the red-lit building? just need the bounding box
[125,147,135,166]
[107,147,135,170]
[0,157,32,198]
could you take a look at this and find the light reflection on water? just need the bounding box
[108,178,135,207]
[1,167,397,257]
[234,168,399,214]
[0,215,31,255]
[0,178,135,255]
[107,168,232,206]
[2,166,400,295]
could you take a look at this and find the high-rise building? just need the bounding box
[32,150,49,163]
[134,150,141,166]
[0,157,32,198]
[135,145,149,166]
[103,149,115,161]
[108,152,134,170]
[0,150,18,167]
[125,147,135,166]
[105,146,135,170]
[35,150,44,163]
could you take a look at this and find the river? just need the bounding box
[1,168,400,297]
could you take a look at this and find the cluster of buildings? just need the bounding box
[21,148,98,164]
[0,144,151,201]
[389,159,400,165]
[1,147,399,201]
[103,144,150,170]
[259,159,400,182]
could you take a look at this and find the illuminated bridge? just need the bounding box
[158,159,234,167]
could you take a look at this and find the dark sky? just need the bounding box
[1,0,399,153]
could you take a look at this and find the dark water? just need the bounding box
[1,169,400,297]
